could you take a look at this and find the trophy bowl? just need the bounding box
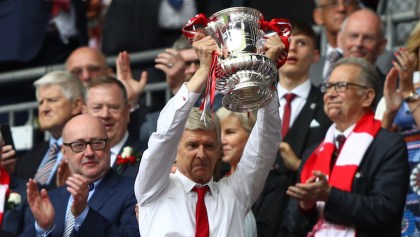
[182,7,291,112]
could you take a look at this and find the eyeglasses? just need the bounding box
[70,65,103,77]
[318,0,359,9]
[321,81,369,93]
[185,60,200,67]
[63,138,108,153]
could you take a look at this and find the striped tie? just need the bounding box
[63,207,75,237]
[34,143,59,185]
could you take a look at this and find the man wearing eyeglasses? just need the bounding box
[22,114,139,237]
[286,57,409,236]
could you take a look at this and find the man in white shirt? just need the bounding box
[134,32,284,236]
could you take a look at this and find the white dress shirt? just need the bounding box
[277,79,311,128]
[135,84,281,236]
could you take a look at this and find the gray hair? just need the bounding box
[332,57,380,107]
[216,107,256,133]
[185,107,221,145]
[340,9,385,39]
[34,71,85,101]
[173,35,193,51]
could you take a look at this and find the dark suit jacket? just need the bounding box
[0,0,87,63]
[14,141,59,190]
[273,85,332,177]
[101,0,229,55]
[287,128,410,237]
[112,133,146,177]
[2,177,29,236]
[21,169,139,237]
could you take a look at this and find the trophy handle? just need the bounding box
[260,18,292,68]
[182,13,210,43]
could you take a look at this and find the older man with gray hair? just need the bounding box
[14,71,85,190]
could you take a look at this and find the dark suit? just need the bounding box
[101,0,229,55]
[21,169,139,237]
[253,85,331,237]
[112,134,146,177]
[14,142,59,191]
[287,128,409,237]
[2,177,28,236]
[273,85,332,176]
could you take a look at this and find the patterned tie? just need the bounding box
[34,143,59,185]
[324,50,342,82]
[167,0,183,10]
[63,183,94,237]
[281,93,296,137]
[192,186,210,237]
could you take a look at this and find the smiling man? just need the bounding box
[82,76,145,177]
[286,57,409,236]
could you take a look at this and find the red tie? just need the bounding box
[192,186,210,237]
[281,93,296,137]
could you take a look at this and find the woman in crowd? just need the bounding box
[216,107,257,237]
[376,20,420,237]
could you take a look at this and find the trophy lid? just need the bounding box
[209,7,263,21]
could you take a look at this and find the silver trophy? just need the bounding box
[183,7,291,112]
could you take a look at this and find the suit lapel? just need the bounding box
[89,170,119,211]
[112,134,144,175]
[52,187,71,235]
[285,85,321,156]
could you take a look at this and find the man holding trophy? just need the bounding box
[135,7,290,237]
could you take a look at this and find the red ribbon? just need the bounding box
[182,13,209,43]
[51,0,71,17]
[260,18,292,68]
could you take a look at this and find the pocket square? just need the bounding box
[309,119,320,128]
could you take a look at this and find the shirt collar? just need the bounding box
[333,124,355,138]
[277,79,311,100]
[50,137,63,146]
[326,44,343,56]
[174,169,217,195]
[110,131,129,155]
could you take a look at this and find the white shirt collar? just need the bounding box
[174,169,217,195]
[277,79,311,100]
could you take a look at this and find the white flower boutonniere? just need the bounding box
[7,192,21,210]
[116,146,142,172]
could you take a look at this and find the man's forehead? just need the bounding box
[183,129,218,141]
[179,49,198,61]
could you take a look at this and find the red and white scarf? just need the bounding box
[0,167,10,227]
[301,111,381,237]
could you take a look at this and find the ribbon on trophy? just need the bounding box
[260,18,292,68]
[182,7,291,115]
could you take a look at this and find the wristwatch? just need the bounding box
[404,91,420,102]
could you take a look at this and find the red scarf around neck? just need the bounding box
[0,167,10,227]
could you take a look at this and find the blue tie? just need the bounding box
[168,0,183,10]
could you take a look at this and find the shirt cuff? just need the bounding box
[74,206,89,231]
[35,222,54,237]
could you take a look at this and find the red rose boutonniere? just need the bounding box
[116,146,141,172]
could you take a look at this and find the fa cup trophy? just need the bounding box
[182,7,291,112]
